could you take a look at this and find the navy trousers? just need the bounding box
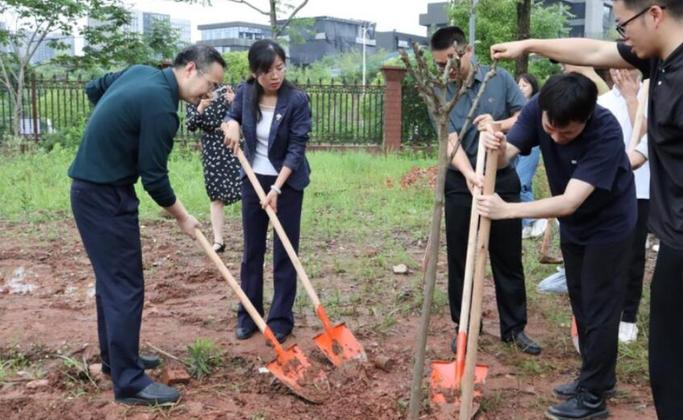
[70,179,152,398]
[561,233,632,397]
[238,174,303,335]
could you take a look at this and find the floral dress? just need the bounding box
[186,89,241,205]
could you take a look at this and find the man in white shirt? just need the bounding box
[597,68,649,344]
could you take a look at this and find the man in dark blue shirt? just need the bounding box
[69,44,226,405]
[430,26,541,357]
[476,73,636,420]
[490,2,683,416]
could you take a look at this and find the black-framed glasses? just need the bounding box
[616,5,666,38]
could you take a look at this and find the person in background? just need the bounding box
[186,84,241,253]
[516,73,548,239]
[597,68,649,344]
[221,39,312,344]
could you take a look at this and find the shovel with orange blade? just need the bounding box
[195,228,329,403]
[430,136,491,414]
[235,149,366,368]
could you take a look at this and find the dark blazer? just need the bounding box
[225,81,311,190]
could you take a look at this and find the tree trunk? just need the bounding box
[12,69,25,138]
[515,0,531,78]
[407,118,450,420]
[269,0,279,37]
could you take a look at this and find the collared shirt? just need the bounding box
[69,65,180,207]
[444,63,527,194]
[618,41,683,250]
[508,96,636,245]
[597,85,650,199]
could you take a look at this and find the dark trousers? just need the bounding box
[622,199,649,323]
[238,174,303,334]
[561,234,632,396]
[649,243,683,419]
[70,180,152,398]
[444,192,527,340]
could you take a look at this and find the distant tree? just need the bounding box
[0,0,131,137]
[449,0,570,79]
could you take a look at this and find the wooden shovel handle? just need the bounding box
[195,229,269,334]
[235,149,323,311]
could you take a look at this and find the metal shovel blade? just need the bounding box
[313,322,367,367]
[266,342,330,404]
[430,359,488,405]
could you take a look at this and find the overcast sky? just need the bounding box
[131,0,440,41]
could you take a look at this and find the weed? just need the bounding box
[185,338,223,379]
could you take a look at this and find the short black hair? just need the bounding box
[430,26,467,50]
[173,44,226,71]
[617,0,683,18]
[518,73,540,97]
[538,73,597,127]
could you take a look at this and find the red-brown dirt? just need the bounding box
[0,219,656,419]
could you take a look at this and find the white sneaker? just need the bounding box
[530,219,548,238]
[618,322,638,343]
[522,226,533,239]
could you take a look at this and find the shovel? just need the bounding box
[195,228,329,403]
[459,143,501,419]
[431,138,489,408]
[235,149,366,368]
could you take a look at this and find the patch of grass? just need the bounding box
[0,347,31,382]
[59,355,99,396]
[185,338,223,379]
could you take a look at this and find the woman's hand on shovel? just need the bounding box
[262,189,279,213]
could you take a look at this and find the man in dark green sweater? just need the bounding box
[69,44,225,405]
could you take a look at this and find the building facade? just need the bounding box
[198,21,271,53]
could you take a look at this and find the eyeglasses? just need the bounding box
[198,69,220,92]
[616,5,666,38]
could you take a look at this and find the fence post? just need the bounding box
[381,66,406,152]
[31,74,39,142]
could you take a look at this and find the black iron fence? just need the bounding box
[0,76,386,145]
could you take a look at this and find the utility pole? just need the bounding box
[362,24,367,86]
[469,0,478,48]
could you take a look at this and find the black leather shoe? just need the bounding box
[553,381,616,400]
[504,330,542,355]
[140,354,160,370]
[115,382,180,406]
[102,354,161,375]
[235,326,256,340]
[265,330,290,346]
[545,389,608,419]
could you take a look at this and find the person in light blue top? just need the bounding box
[515,73,548,239]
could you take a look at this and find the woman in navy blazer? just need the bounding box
[221,39,311,343]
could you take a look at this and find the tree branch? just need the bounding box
[225,0,269,15]
[275,0,309,37]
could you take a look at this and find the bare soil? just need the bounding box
[0,218,656,419]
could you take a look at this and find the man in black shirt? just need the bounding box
[490,1,683,418]
[477,73,636,420]
[69,44,226,405]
